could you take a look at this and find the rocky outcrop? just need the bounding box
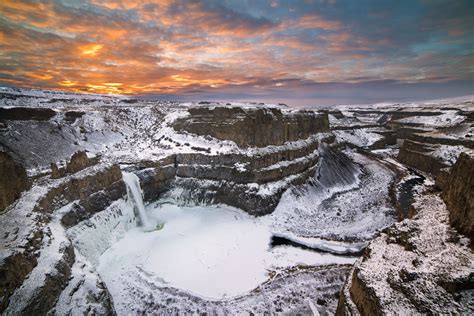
[398,140,449,175]
[337,193,474,315]
[10,242,75,314]
[42,164,126,222]
[172,162,318,215]
[51,151,93,179]
[65,151,90,174]
[174,106,329,147]
[0,164,125,312]
[441,151,474,240]
[0,151,29,211]
[129,107,332,215]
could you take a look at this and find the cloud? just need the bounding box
[0,0,472,99]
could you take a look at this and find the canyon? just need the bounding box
[0,87,473,315]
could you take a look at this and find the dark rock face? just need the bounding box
[441,152,474,240]
[398,140,449,175]
[174,107,329,147]
[0,107,56,121]
[19,242,75,315]
[0,251,39,312]
[132,108,331,215]
[343,267,381,316]
[171,163,317,216]
[0,164,125,312]
[409,132,474,149]
[0,151,29,211]
[136,164,176,203]
[37,164,125,214]
[64,110,85,123]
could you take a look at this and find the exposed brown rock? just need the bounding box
[65,151,90,174]
[133,135,327,215]
[50,162,61,179]
[173,107,329,147]
[37,164,124,214]
[18,242,75,314]
[0,251,39,312]
[409,131,474,149]
[50,151,94,179]
[398,140,449,175]
[347,268,382,316]
[441,151,474,240]
[0,151,29,211]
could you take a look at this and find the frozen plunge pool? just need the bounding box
[93,202,357,302]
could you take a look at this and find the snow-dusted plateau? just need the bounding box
[0,87,473,315]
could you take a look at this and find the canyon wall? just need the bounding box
[0,163,124,313]
[441,151,474,240]
[174,107,329,147]
[137,106,331,215]
[398,139,449,176]
[0,151,29,211]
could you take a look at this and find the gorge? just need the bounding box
[0,87,473,315]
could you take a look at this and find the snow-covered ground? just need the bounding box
[96,203,355,305]
[263,150,397,241]
[431,145,472,165]
[333,128,384,148]
[2,87,473,314]
[395,110,466,127]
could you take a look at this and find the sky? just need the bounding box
[0,0,473,106]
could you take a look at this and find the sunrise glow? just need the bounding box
[0,0,473,104]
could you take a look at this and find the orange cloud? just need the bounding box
[80,44,103,57]
[0,0,471,96]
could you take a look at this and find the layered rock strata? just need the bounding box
[0,163,124,313]
[173,106,329,147]
[134,107,331,215]
[398,139,450,175]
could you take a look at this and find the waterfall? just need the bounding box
[122,171,149,227]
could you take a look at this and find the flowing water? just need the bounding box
[122,172,150,227]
